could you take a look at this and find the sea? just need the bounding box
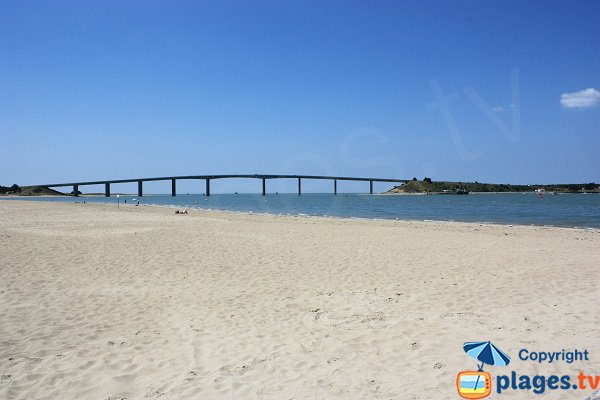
[6,192,600,229]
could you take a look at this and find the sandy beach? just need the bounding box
[1,200,599,399]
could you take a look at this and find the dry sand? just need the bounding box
[1,200,599,399]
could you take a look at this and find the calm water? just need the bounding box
[5,193,600,228]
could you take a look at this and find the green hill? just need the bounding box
[385,180,599,194]
[0,185,67,196]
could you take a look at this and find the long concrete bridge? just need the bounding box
[37,174,410,197]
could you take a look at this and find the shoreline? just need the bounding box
[143,202,600,232]
[1,196,599,231]
[2,198,599,233]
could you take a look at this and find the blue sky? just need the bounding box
[1,0,598,193]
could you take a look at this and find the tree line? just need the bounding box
[0,184,21,194]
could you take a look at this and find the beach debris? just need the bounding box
[586,389,600,400]
[433,362,445,369]
[144,386,165,398]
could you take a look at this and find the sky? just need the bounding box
[1,0,599,193]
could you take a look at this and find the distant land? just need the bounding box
[1,181,599,196]
[386,179,600,194]
[0,185,66,196]
[0,185,130,196]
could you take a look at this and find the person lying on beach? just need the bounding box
[175,210,188,214]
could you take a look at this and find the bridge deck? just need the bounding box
[33,174,409,196]
[36,174,409,188]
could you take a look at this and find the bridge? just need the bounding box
[36,174,410,197]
